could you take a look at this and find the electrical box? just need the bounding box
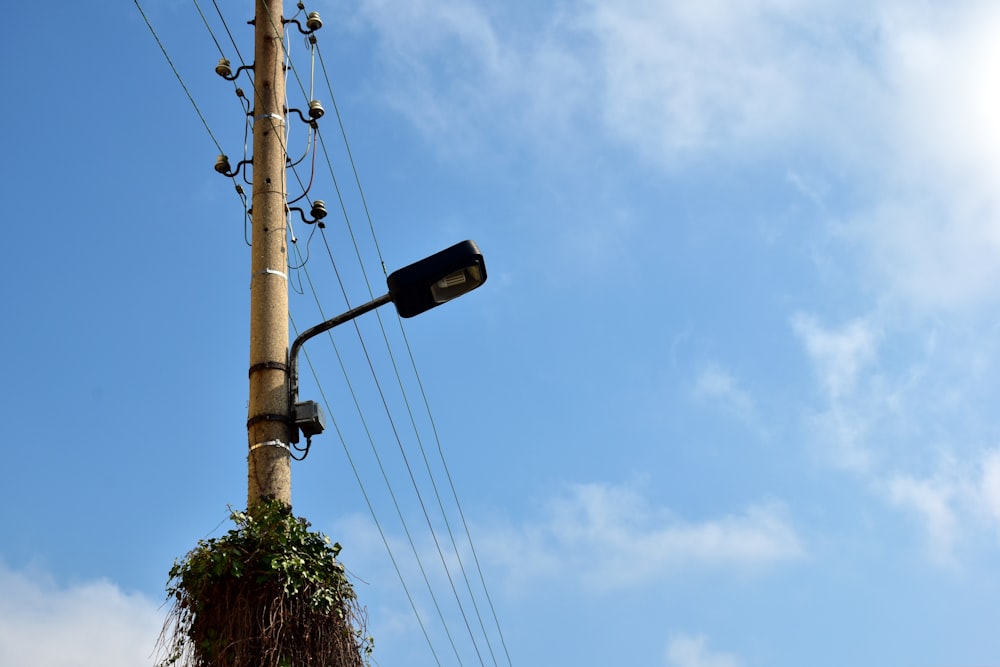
[293,400,326,442]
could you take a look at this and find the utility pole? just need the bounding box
[246,0,291,508]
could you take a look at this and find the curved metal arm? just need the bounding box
[288,292,392,412]
[288,201,327,227]
[214,156,253,179]
[284,16,321,35]
[222,64,254,82]
[287,107,318,127]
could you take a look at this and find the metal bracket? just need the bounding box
[248,439,290,452]
[247,413,291,429]
[248,361,288,377]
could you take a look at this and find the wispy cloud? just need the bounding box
[480,481,803,593]
[792,308,1000,562]
[0,563,161,667]
[580,0,864,164]
[835,2,1000,311]
[332,481,803,598]
[355,0,576,156]
[354,0,1000,570]
[884,472,959,565]
[692,364,765,438]
[875,448,1000,563]
[792,313,882,472]
[693,364,754,419]
[355,0,873,165]
[354,0,1000,311]
[665,633,742,667]
[792,314,879,401]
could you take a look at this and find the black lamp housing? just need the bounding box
[288,239,488,446]
[387,240,487,318]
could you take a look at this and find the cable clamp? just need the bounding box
[249,439,290,453]
[248,361,288,377]
[247,413,292,429]
[254,267,288,280]
[251,268,288,288]
[257,112,285,123]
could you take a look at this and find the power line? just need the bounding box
[316,43,387,272]
[297,340,445,666]
[192,0,227,59]
[320,228,492,666]
[290,247,463,665]
[210,0,249,68]
[133,0,224,154]
[309,41,509,667]
[135,0,254,249]
[310,214,497,663]
[258,0,314,107]
[278,40,477,660]
[402,328,515,667]
[301,19,512,667]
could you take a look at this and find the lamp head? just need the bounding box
[387,240,487,318]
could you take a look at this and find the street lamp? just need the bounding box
[289,240,487,445]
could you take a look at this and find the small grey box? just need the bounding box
[294,400,326,439]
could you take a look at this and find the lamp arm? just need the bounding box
[288,292,393,408]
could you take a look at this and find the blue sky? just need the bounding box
[4,0,1000,665]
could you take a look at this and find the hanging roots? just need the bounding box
[157,499,372,667]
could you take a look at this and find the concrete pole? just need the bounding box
[247,0,291,508]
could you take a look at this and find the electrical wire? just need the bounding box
[192,0,254,123]
[268,17,475,659]
[287,127,318,199]
[402,328,515,667]
[299,19,513,667]
[133,0,224,154]
[289,248,460,665]
[287,223,319,271]
[315,228,487,667]
[135,0,256,249]
[258,1,314,112]
[211,0,249,68]
[192,0,227,59]
[315,43,387,272]
[379,318,504,667]
[307,51,505,667]
[292,326,443,666]
[238,183,252,247]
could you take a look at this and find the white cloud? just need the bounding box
[354,0,1000,569]
[792,313,884,472]
[885,473,959,565]
[803,405,875,474]
[877,448,1000,562]
[355,0,551,155]
[482,481,803,592]
[356,0,876,165]
[582,0,828,163]
[665,633,741,667]
[353,0,1000,310]
[792,314,878,401]
[693,364,755,422]
[0,563,162,667]
[792,304,1000,563]
[330,482,802,600]
[979,450,1000,524]
[836,1,1000,311]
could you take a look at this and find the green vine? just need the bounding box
[157,500,372,667]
